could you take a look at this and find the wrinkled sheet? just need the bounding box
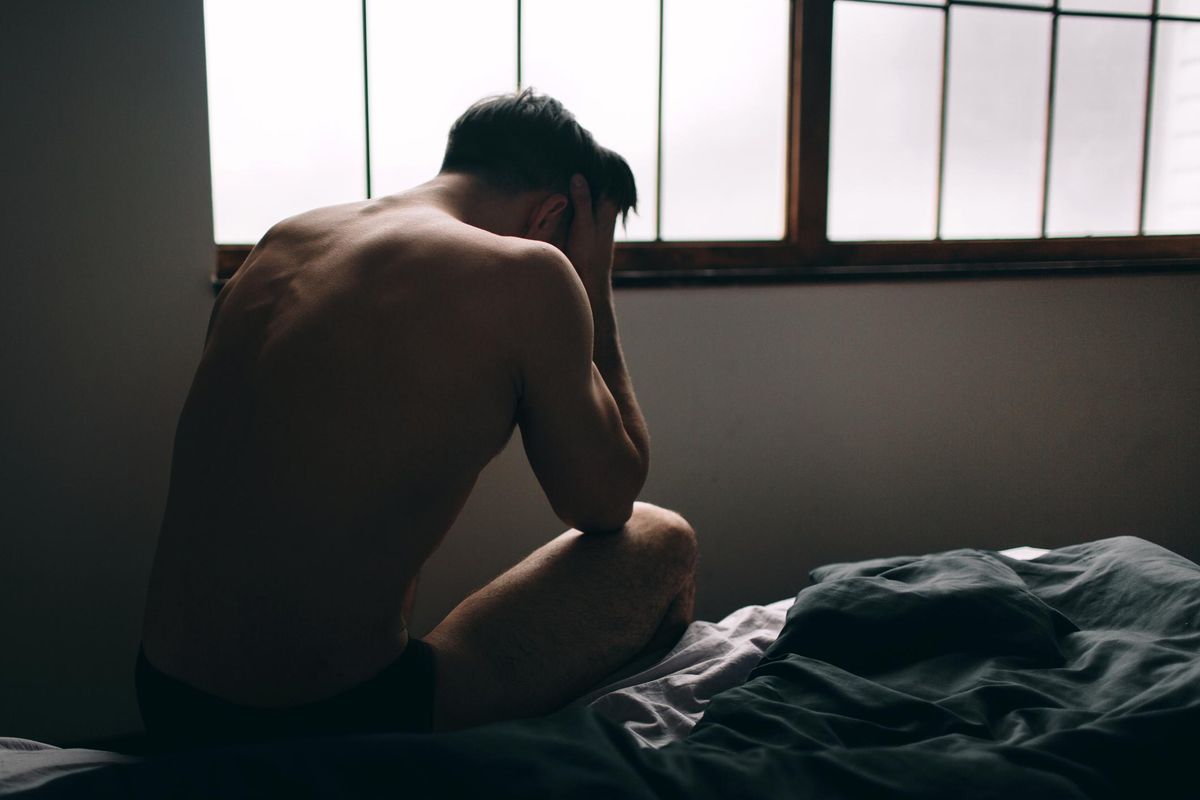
[578,545,1049,748]
[0,740,133,796]
[579,598,794,747]
[4,536,1197,799]
[0,602,796,792]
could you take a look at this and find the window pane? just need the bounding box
[941,7,1051,239]
[522,0,657,241]
[205,0,365,245]
[828,2,943,241]
[1145,22,1200,234]
[1160,0,1200,19]
[660,0,789,240]
[1059,0,1151,13]
[1046,18,1149,237]
[367,1,516,198]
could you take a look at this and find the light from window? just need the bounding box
[1160,0,1200,15]
[204,0,366,245]
[1046,17,1149,237]
[203,0,789,246]
[942,7,1052,239]
[827,0,1200,242]
[522,0,659,242]
[1060,0,1150,11]
[1146,22,1200,234]
[366,1,516,203]
[828,2,943,241]
[660,0,790,241]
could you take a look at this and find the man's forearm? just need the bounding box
[562,174,649,493]
[587,286,650,476]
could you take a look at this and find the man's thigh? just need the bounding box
[423,502,696,732]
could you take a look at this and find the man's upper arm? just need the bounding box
[511,246,643,531]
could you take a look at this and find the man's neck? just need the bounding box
[399,173,531,238]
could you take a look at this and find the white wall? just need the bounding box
[416,276,1200,639]
[2,0,1197,745]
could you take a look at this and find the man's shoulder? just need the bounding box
[491,242,594,366]
[373,211,570,285]
[502,238,568,275]
[492,239,587,311]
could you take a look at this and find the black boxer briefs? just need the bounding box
[135,638,436,750]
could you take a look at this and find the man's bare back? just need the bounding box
[139,91,695,738]
[143,190,581,703]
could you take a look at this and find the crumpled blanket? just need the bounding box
[4,538,1195,800]
[577,598,794,747]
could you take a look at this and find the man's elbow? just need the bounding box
[554,451,647,533]
[555,485,638,533]
[563,501,635,534]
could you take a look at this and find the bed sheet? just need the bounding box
[0,603,798,792]
[18,543,1146,800]
[0,739,130,795]
[579,545,1050,748]
[578,597,795,747]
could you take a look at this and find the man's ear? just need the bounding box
[524,193,569,242]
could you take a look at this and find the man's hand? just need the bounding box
[565,174,619,297]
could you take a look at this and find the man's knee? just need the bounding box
[629,502,697,577]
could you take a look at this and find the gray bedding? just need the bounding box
[4,538,1194,799]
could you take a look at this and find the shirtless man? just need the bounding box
[137,90,696,746]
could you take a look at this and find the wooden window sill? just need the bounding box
[214,239,1200,291]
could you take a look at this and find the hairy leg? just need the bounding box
[638,568,696,659]
[423,502,697,731]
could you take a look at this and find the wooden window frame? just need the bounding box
[215,0,1200,289]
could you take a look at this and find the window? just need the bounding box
[209,1,1200,285]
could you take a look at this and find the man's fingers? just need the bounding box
[569,174,622,240]
[595,199,620,232]
[564,175,594,276]
[570,174,592,221]
[564,173,617,286]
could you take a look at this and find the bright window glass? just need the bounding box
[1059,0,1152,12]
[1159,0,1200,18]
[941,7,1052,239]
[522,0,658,241]
[367,1,516,199]
[1046,17,1149,237]
[1145,22,1200,234]
[828,1,944,241]
[660,0,789,240]
[205,0,366,245]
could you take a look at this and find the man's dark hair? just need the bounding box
[441,88,637,224]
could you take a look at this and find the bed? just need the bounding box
[2,535,1196,798]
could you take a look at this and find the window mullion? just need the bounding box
[935,3,951,239]
[361,0,372,199]
[790,0,833,260]
[1138,1,1160,235]
[1040,1,1061,237]
[655,0,665,242]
